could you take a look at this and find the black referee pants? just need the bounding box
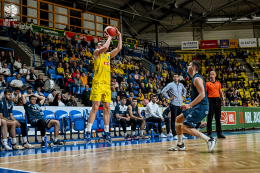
[207,97,222,136]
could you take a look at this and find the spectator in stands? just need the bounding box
[9,74,23,88]
[22,94,63,147]
[64,26,69,31]
[46,89,56,106]
[26,69,37,86]
[145,95,168,137]
[1,63,11,77]
[117,73,123,85]
[117,86,127,98]
[56,62,64,76]
[73,69,81,79]
[239,79,245,88]
[87,61,94,73]
[126,82,135,94]
[13,57,22,73]
[111,86,117,102]
[34,86,44,98]
[11,88,21,105]
[34,74,45,91]
[126,96,132,106]
[143,94,149,106]
[74,74,83,92]
[134,71,139,82]
[248,99,256,107]
[127,74,134,84]
[82,85,91,106]
[19,63,29,79]
[25,87,34,102]
[53,93,66,106]
[6,52,14,71]
[80,72,88,86]
[87,72,93,88]
[44,57,55,76]
[81,38,88,47]
[114,97,133,140]
[0,74,6,90]
[67,95,78,106]
[0,51,6,63]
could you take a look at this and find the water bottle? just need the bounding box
[44,136,47,148]
[151,129,154,139]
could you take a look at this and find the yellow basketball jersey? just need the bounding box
[92,53,111,84]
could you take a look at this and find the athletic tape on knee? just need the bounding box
[176,123,182,126]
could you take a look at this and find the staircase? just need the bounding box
[10,39,85,106]
[236,58,254,80]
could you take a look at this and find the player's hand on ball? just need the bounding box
[104,33,111,39]
[181,104,191,110]
[114,27,121,36]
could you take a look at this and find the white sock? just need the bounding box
[12,138,17,144]
[23,137,27,143]
[131,131,135,136]
[41,136,45,141]
[199,133,210,142]
[124,133,127,137]
[54,137,58,142]
[104,125,109,132]
[87,123,93,132]
[140,130,144,135]
[3,139,7,146]
[177,135,183,145]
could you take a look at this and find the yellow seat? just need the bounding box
[249,88,254,92]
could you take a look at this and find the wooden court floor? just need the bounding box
[0,131,259,173]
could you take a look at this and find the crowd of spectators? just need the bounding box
[1,24,260,108]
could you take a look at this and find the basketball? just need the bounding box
[104,26,116,37]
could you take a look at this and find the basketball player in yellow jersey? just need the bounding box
[85,27,122,144]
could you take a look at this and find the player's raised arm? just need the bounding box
[93,34,112,59]
[109,27,122,58]
[189,77,205,107]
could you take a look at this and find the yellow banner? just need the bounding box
[229,39,238,48]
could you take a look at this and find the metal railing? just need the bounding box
[0,26,9,37]
[41,50,64,67]
[9,28,36,67]
[0,47,14,58]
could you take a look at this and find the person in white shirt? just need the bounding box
[1,63,11,77]
[53,93,65,106]
[9,74,23,87]
[26,69,37,86]
[19,63,29,78]
[13,57,22,72]
[46,89,56,106]
[145,95,170,138]
[25,87,34,102]
[34,87,44,97]
[12,88,21,104]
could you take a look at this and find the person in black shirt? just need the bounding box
[34,74,45,91]
[126,82,135,94]
[67,95,78,107]
[87,73,92,88]
[64,26,69,31]
[118,86,127,98]
[140,83,148,94]
[251,80,257,88]
[117,73,123,85]
[82,85,91,106]
[81,38,88,47]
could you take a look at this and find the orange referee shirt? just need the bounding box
[206,81,221,98]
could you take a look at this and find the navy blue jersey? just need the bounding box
[130,104,139,117]
[23,102,43,123]
[114,104,128,118]
[190,73,209,105]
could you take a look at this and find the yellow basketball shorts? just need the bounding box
[90,83,111,103]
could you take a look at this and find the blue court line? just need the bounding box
[0,130,259,159]
[0,167,38,173]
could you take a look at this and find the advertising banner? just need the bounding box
[243,107,260,128]
[220,39,229,48]
[65,31,103,42]
[229,39,238,48]
[181,41,199,50]
[200,40,218,49]
[239,38,257,47]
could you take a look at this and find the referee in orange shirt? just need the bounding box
[206,71,226,139]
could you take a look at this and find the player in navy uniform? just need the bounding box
[168,61,217,152]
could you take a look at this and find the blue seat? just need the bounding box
[13,110,26,143]
[20,78,26,84]
[110,110,122,137]
[55,110,71,140]
[73,87,81,94]
[44,92,51,98]
[50,73,56,80]
[48,69,55,75]
[70,110,86,139]
[43,110,56,141]
[7,77,15,83]
[141,111,159,135]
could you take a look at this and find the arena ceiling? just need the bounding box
[45,0,260,37]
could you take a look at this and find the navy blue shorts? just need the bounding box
[30,118,52,130]
[182,104,209,127]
